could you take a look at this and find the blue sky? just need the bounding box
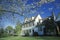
[0,0,60,28]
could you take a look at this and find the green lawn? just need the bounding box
[0,36,60,40]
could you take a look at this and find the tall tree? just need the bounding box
[0,28,4,37]
[6,26,13,35]
[15,20,22,35]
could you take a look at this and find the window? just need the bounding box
[33,22,34,26]
[38,26,42,31]
[29,29,31,33]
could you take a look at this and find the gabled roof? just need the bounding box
[34,14,42,20]
[22,14,42,25]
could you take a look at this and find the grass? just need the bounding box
[0,36,60,40]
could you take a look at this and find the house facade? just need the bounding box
[20,14,59,36]
[20,14,45,36]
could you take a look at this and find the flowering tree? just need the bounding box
[0,0,59,27]
[0,0,55,16]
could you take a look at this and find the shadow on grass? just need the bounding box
[0,36,60,40]
[34,36,60,40]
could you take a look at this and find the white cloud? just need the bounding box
[41,11,44,14]
[48,7,53,11]
[30,10,36,14]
